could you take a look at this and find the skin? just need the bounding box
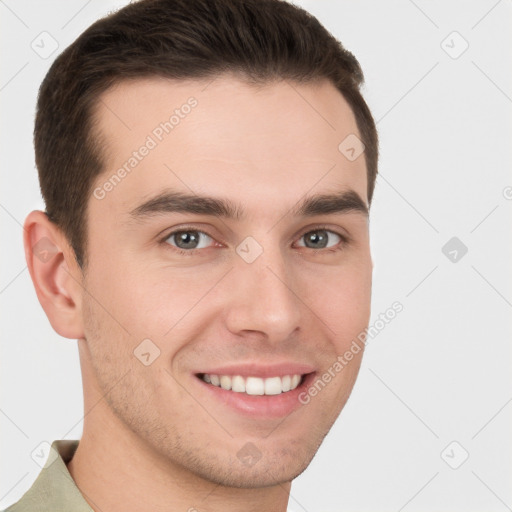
[24,74,372,512]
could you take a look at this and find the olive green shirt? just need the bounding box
[2,440,93,512]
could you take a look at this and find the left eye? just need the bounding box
[165,230,214,251]
[296,229,342,250]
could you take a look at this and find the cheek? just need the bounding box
[83,249,174,337]
[85,257,228,363]
[304,258,372,343]
[82,291,164,407]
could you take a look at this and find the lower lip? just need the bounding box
[194,373,316,419]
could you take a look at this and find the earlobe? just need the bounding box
[23,210,85,340]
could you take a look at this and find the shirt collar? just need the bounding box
[6,440,93,512]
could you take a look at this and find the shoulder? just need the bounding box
[1,440,92,512]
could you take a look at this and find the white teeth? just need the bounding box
[264,377,282,395]
[231,375,246,393]
[220,375,231,390]
[245,377,264,396]
[201,373,304,395]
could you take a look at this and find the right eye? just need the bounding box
[163,229,216,255]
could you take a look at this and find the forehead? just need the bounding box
[91,75,368,220]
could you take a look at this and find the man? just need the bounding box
[5,0,378,510]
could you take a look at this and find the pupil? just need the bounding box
[177,231,198,249]
[306,230,327,249]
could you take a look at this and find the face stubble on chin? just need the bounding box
[77,75,372,489]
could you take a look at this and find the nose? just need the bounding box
[224,244,302,344]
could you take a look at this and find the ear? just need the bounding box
[23,210,85,339]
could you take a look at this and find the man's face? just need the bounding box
[81,75,372,486]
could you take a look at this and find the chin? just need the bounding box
[201,460,310,489]
[183,439,321,489]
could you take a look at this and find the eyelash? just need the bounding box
[159,225,350,257]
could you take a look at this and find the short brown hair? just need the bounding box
[35,0,379,270]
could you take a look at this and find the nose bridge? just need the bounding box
[225,237,302,340]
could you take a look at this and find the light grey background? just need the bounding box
[1,1,511,510]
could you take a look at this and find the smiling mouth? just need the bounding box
[197,373,307,396]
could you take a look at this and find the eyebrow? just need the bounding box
[127,188,368,221]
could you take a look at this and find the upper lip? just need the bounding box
[196,362,316,378]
